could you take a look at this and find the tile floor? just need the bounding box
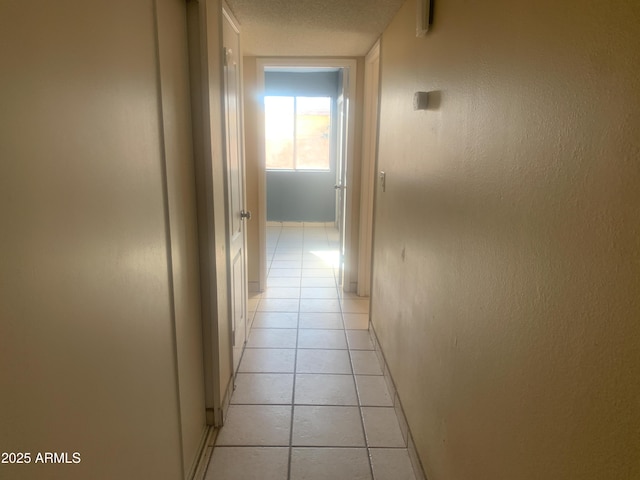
[205,224,417,480]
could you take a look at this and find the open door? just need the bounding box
[222,6,248,376]
[335,83,348,287]
[357,41,380,297]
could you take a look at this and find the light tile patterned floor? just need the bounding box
[205,225,416,480]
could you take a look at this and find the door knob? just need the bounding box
[240,210,252,220]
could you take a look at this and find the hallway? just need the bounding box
[204,224,418,479]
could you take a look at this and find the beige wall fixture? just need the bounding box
[416,0,433,36]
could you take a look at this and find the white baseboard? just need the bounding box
[190,427,217,480]
[368,323,428,480]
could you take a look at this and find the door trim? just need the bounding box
[357,40,380,297]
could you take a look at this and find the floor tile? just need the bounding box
[361,407,405,447]
[215,405,291,446]
[270,260,302,269]
[267,277,302,287]
[302,259,333,269]
[277,245,303,250]
[343,313,370,330]
[232,374,294,405]
[369,448,416,480]
[296,349,352,374]
[238,348,295,373]
[346,330,374,350]
[301,268,336,278]
[252,312,298,329]
[341,298,370,314]
[209,225,403,478]
[290,448,372,480]
[247,328,297,348]
[262,287,301,299]
[299,299,341,313]
[301,277,336,287]
[272,253,301,261]
[298,329,347,349]
[292,406,365,446]
[294,374,358,405]
[268,268,302,278]
[300,287,339,299]
[257,298,299,313]
[355,375,394,407]
[350,350,383,375]
[275,247,303,254]
[299,312,344,329]
[205,447,289,480]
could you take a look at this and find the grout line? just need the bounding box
[218,226,394,478]
[287,231,305,480]
[330,218,378,479]
[339,279,376,480]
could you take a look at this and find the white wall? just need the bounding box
[373,0,640,478]
[0,1,206,478]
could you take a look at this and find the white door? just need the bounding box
[222,9,248,375]
[335,71,350,288]
[357,41,380,297]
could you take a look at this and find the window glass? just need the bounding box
[265,96,294,170]
[295,97,331,170]
[264,96,331,171]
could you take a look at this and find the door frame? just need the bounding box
[221,2,249,378]
[357,40,381,297]
[255,57,358,292]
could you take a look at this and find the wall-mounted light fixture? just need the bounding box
[416,0,434,37]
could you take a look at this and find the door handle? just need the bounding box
[240,210,252,220]
[334,184,346,190]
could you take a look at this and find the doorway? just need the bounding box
[255,58,358,293]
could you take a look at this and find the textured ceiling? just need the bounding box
[225,0,406,56]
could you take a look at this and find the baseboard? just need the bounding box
[219,374,234,426]
[368,324,428,480]
[190,426,218,480]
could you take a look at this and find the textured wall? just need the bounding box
[373,0,640,479]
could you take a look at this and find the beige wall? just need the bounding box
[0,1,206,478]
[373,0,640,479]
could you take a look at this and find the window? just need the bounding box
[265,96,331,171]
